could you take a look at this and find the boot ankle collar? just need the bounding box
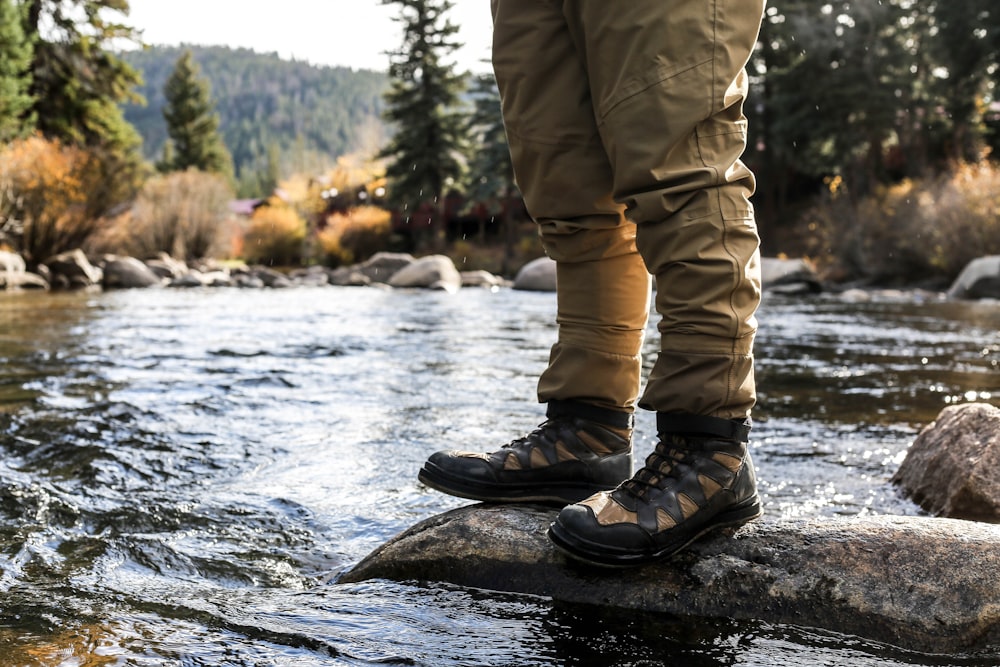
[546,399,633,429]
[657,412,751,441]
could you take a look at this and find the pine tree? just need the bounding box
[465,72,519,272]
[24,0,142,144]
[0,0,35,141]
[929,0,1000,162]
[379,0,469,249]
[23,0,146,216]
[161,50,233,178]
[466,73,513,205]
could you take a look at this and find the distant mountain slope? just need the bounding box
[120,45,389,184]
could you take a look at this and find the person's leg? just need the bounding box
[548,0,767,565]
[417,0,650,504]
[492,0,651,414]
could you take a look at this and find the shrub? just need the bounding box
[0,135,90,267]
[113,169,234,260]
[316,205,391,266]
[922,163,1000,278]
[243,204,307,266]
[804,162,1000,285]
[0,134,146,267]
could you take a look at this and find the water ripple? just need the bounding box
[2,287,1000,664]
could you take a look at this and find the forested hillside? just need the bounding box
[120,45,389,194]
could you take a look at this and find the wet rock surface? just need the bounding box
[341,504,1000,654]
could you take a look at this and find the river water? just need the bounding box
[1,285,999,666]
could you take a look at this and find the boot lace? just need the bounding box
[620,436,689,500]
[501,419,561,452]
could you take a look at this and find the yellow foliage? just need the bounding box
[243,204,307,265]
[317,205,391,266]
[0,134,93,264]
[323,153,385,193]
[308,153,387,215]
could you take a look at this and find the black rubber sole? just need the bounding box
[547,497,764,568]
[418,462,615,506]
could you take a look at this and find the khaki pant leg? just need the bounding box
[492,0,651,413]
[565,0,765,419]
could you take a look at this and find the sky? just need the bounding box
[125,0,495,74]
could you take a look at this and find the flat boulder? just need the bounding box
[341,505,1000,654]
[892,402,1000,522]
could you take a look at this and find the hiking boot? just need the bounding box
[417,399,633,505]
[548,413,762,567]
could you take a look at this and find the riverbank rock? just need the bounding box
[341,505,1000,653]
[947,255,1000,300]
[461,269,506,288]
[355,252,415,284]
[513,256,556,291]
[144,253,189,280]
[1,249,25,276]
[761,257,822,294]
[1,271,49,290]
[249,266,292,288]
[388,254,461,292]
[288,265,330,287]
[43,249,102,289]
[101,256,163,289]
[892,402,1000,522]
[328,267,371,286]
[0,251,48,290]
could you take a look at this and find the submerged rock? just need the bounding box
[340,504,1000,653]
[892,402,1000,522]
